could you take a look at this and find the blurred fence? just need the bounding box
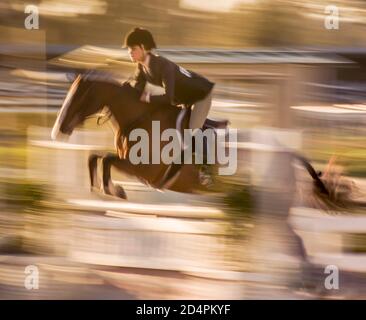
[69,212,230,274]
[22,121,366,295]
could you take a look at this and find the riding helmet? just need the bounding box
[123,27,157,50]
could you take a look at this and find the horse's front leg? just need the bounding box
[88,153,101,193]
[101,153,128,200]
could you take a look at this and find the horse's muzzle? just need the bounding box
[51,127,70,142]
[51,112,80,141]
[51,120,72,141]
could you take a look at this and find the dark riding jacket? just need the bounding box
[128,53,214,106]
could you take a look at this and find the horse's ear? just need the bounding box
[66,72,78,83]
[75,74,83,82]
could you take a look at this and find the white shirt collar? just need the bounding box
[142,53,150,68]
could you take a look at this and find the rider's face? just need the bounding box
[128,45,146,63]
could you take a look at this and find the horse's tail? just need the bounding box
[114,128,128,160]
[294,152,363,213]
[293,153,329,195]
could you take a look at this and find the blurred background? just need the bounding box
[0,0,365,299]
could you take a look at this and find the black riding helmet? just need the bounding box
[123,27,157,50]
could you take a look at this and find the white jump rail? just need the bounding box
[66,199,233,276]
[291,207,366,233]
[30,139,107,151]
[67,199,225,219]
[68,213,230,274]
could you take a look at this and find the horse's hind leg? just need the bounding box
[88,153,101,192]
[101,153,128,200]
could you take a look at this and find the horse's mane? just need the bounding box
[80,69,122,86]
[80,69,142,102]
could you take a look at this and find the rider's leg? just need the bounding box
[191,91,213,164]
[156,91,213,189]
[189,91,212,131]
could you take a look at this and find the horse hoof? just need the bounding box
[90,185,100,194]
[112,185,127,200]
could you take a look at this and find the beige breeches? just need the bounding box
[188,91,213,130]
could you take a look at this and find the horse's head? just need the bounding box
[51,74,102,141]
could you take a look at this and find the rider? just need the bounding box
[123,27,215,188]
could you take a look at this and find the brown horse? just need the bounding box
[51,72,230,199]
